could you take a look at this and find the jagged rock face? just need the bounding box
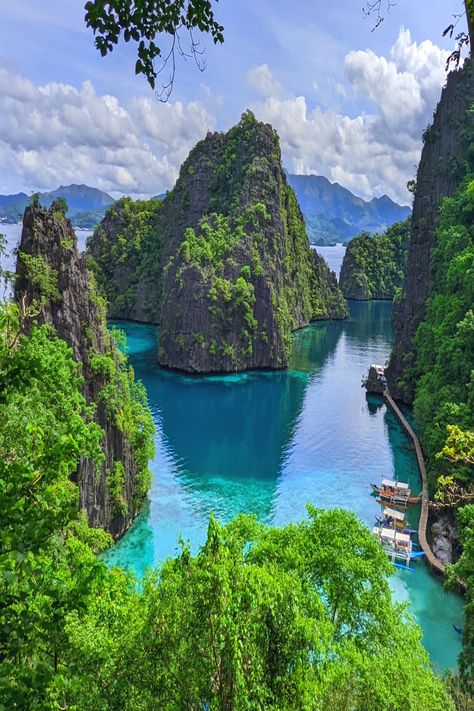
[431,516,459,565]
[158,116,347,372]
[364,365,387,395]
[90,113,347,373]
[388,60,474,400]
[15,203,149,537]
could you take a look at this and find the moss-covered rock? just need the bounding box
[88,196,164,322]
[339,219,411,300]
[89,111,347,373]
[15,201,155,537]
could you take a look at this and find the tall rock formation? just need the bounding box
[388,60,474,399]
[339,219,410,300]
[90,112,348,373]
[15,200,154,537]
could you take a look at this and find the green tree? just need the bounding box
[85,0,224,96]
[65,510,451,710]
[447,505,474,695]
[0,303,110,706]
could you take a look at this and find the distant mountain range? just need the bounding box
[0,184,115,227]
[1,178,410,241]
[286,174,411,245]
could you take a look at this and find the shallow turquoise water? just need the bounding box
[104,301,463,672]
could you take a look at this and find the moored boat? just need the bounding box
[377,506,407,530]
[370,478,421,507]
[373,526,413,567]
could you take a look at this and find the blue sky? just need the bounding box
[0,0,468,201]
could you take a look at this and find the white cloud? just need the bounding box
[0,68,216,195]
[247,64,282,97]
[251,28,449,203]
[0,29,452,204]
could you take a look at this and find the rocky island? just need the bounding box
[89,111,347,373]
[339,219,410,300]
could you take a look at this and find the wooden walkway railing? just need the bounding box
[383,390,446,577]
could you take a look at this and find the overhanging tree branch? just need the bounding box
[84,0,224,97]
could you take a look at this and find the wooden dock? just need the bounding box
[383,390,446,577]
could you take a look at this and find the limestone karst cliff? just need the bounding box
[387,60,474,400]
[14,200,154,537]
[89,111,348,373]
[339,219,410,301]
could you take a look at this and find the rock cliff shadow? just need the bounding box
[114,318,344,524]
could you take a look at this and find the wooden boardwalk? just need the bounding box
[383,390,446,577]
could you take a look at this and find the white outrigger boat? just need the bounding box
[373,507,425,568]
[373,525,413,567]
[377,506,417,534]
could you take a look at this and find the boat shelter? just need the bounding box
[383,507,405,523]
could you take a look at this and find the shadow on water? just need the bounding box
[104,318,344,569]
[366,393,384,416]
[345,300,393,348]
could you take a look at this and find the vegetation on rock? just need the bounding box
[88,196,164,321]
[389,135,474,698]
[0,383,453,711]
[15,201,155,536]
[89,112,347,373]
[339,219,411,300]
[410,176,474,483]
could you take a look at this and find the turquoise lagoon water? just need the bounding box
[103,301,463,672]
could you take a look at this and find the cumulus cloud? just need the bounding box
[251,29,449,203]
[247,64,282,97]
[0,29,451,203]
[0,68,216,195]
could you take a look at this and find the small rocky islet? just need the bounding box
[89,110,347,373]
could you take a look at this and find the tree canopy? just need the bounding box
[0,303,452,707]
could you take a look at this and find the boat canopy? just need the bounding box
[373,527,411,545]
[383,507,405,522]
[381,478,409,490]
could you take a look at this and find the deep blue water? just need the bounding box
[104,301,463,671]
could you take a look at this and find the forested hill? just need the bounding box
[287,173,411,245]
[89,111,348,373]
[338,219,411,300]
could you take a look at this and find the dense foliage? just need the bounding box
[408,177,474,483]
[0,302,112,706]
[14,200,155,532]
[0,277,460,709]
[339,219,411,300]
[0,327,452,710]
[397,174,474,697]
[64,509,452,711]
[88,196,164,320]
